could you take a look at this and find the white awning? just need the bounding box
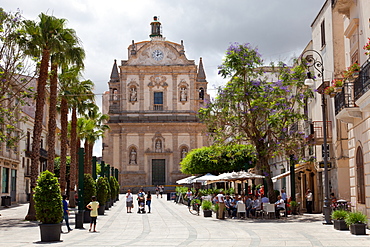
[176,176,197,184]
[271,162,311,183]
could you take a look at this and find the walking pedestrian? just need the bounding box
[159,185,164,198]
[146,191,152,213]
[155,185,160,198]
[87,196,99,232]
[62,195,72,233]
[126,189,133,213]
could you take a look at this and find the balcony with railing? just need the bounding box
[153,104,163,111]
[334,60,370,123]
[354,59,370,102]
[312,121,332,145]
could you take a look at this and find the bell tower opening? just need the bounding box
[150,16,162,38]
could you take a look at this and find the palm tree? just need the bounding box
[68,79,94,207]
[84,106,109,174]
[58,64,84,196]
[47,33,84,173]
[21,13,73,221]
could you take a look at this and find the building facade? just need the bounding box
[102,17,210,190]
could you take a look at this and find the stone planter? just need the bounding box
[349,224,367,235]
[98,205,105,215]
[39,223,62,242]
[83,210,91,223]
[203,210,212,217]
[333,219,348,230]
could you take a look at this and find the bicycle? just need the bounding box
[189,199,201,216]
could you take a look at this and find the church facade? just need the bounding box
[102,17,210,189]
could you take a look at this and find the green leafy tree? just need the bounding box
[0,8,34,149]
[199,42,311,199]
[180,144,255,174]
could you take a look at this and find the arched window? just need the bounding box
[356,147,365,204]
[199,87,204,100]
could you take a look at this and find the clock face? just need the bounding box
[152,50,164,61]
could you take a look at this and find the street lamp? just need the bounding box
[302,49,332,225]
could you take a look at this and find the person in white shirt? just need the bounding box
[275,195,285,218]
[305,189,313,213]
[185,188,193,208]
[216,191,225,219]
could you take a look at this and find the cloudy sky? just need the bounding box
[3,0,325,156]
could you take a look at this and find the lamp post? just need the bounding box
[302,49,332,225]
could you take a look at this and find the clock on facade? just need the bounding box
[152,50,164,61]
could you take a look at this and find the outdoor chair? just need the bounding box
[263,203,276,219]
[236,203,246,219]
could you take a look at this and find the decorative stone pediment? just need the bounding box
[148,75,168,89]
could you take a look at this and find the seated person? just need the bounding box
[224,195,234,218]
[261,196,269,204]
[274,195,285,218]
[250,196,261,217]
[245,195,253,218]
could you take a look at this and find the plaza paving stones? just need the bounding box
[0,194,370,246]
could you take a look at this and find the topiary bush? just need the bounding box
[96,177,108,206]
[109,176,119,200]
[83,174,96,208]
[104,177,111,203]
[34,170,63,224]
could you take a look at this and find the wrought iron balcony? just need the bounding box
[334,82,355,115]
[312,121,332,145]
[354,60,370,101]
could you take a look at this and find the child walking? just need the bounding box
[87,196,99,232]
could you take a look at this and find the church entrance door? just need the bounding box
[152,159,165,185]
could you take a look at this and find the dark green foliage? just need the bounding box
[109,176,118,200]
[104,177,111,203]
[180,144,255,175]
[345,211,368,225]
[83,174,96,208]
[201,200,212,210]
[96,177,108,206]
[34,170,63,224]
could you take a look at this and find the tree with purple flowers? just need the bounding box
[199,42,312,200]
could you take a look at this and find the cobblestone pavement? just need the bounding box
[0,194,369,246]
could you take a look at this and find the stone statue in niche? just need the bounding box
[130,87,137,102]
[181,148,187,159]
[113,89,118,100]
[129,149,137,165]
[180,87,187,101]
[155,140,162,153]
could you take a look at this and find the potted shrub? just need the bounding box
[34,170,63,242]
[331,209,349,230]
[83,174,96,223]
[332,79,343,92]
[324,86,335,97]
[345,211,368,235]
[96,177,109,215]
[212,203,219,218]
[289,201,299,215]
[104,177,111,209]
[201,200,213,217]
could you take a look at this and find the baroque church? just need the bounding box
[102,17,210,189]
